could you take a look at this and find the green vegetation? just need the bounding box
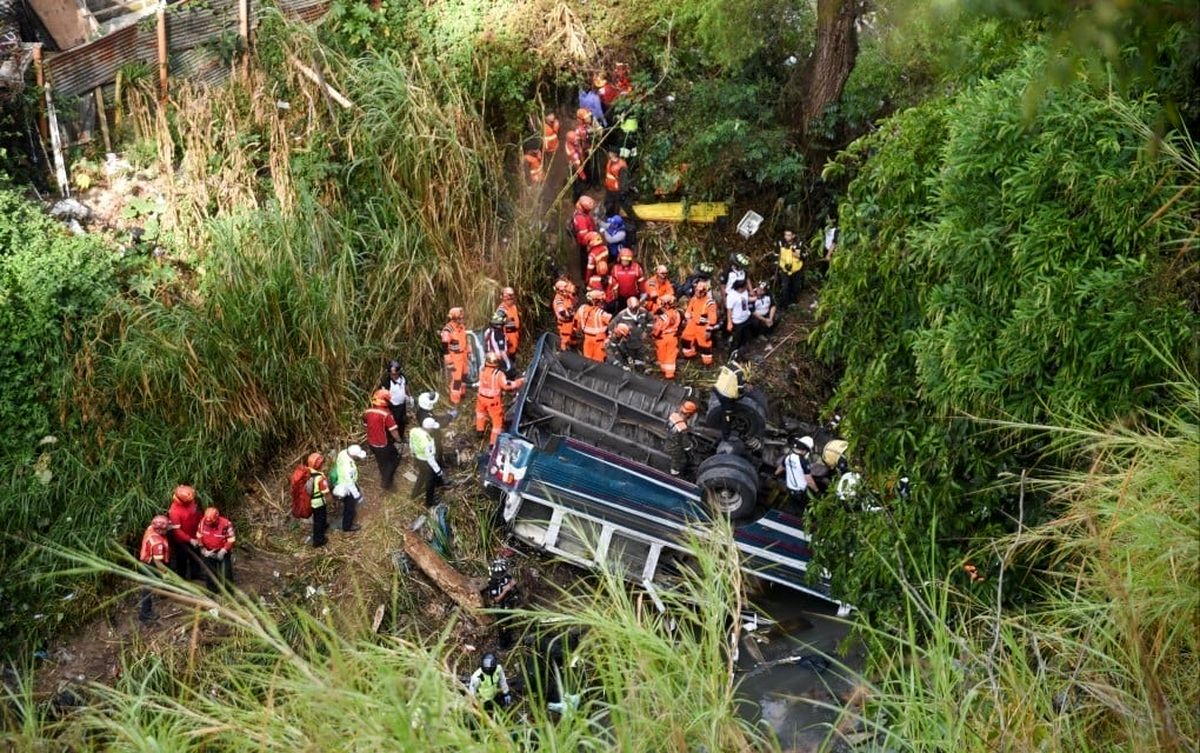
[812,44,1197,614]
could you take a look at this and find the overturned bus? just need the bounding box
[482,333,850,614]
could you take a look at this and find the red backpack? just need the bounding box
[290,465,312,519]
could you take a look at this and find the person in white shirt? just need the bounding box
[774,435,817,512]
[380,360,413,434]
[751,281,777,336]
[725,278,753,352]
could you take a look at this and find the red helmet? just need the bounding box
[576,196,595,212]
[619,248,634,263]
[307,452,324,470]
[680,400,698,416]
[203,506,219,523]
[372,389,390,406]
[173,485,196,504]
[576,107,591,122]
[151,515,171,532]
[586,231,604,247]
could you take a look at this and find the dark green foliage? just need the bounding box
[812,47,1198,614]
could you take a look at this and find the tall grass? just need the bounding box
[840,374,1199,752]
[3,519,770,752]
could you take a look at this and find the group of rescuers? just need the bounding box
[139,65,833,712]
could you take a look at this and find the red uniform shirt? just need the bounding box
[168,500,202,546]
[140,527,170,564]
[572,210,596,248]
[612,262,645,299]
[198,516,236,552]
[363,406,397,448]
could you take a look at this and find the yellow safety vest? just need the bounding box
[778,242,804,274]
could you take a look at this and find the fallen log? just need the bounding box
[402,529,491,625]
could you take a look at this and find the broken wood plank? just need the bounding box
[288,55,355,110]
[402,529,491,625]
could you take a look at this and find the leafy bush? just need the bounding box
[812,46,1198,614]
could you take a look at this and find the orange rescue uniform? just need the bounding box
[577,303,612,362]
[553,291,577,350]
[140,527,170,565]
[681,294,718,366]
[475,364,525,445]
[524,152,544,184]
[542,119,559,157]
[644,276,675,313]
[651,307,682,379]
[500,300,520,355]
[440,319,469,405]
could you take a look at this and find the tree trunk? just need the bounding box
[402,529,492,625]
[800,0,867,136]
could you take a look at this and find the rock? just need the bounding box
[66,219,86,236]
[50,198,91,222]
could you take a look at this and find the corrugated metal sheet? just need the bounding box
[42,0,326,98]
[44,23,151,97]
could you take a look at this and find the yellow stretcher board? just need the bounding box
[632,202,730,224]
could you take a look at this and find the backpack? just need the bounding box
[290,465,312,519]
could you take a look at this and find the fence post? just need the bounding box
[157,2,168,102]
[32,44,48,142]
[95,87,113,152]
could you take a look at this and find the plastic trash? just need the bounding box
[736,210,764,239]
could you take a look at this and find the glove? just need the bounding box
[190,538,200,547]
[217,549,227,561]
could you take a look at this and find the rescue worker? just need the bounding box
[364,388,402,491]
[167,484,202,580]
[498,287,520,357]
[197,505,236,590]
[476,353,526,446]
[486,558,520,649]
[565,110,590,199]
[714,356,748,439]
[643,264,674,314]
[576,289,612,362]
[380,359,412,437]
[552,279,577,351]
[416,390,439,425]
[542,113,560,164]
[332,444,368,532]
[306,452,332,547]
[612,62,632,96]
[440,307,469,412]
[596,73,620,117]
[611,248,645,302]
[579,85,606,128]
[676,261,714,299]
[725,278,754,353]
[468,652,512,714]
[610,295,649,339]
[484,310,514,375]
[409,416,444,508]
[523,147,544,185]
[650,294,682,379]
[604,150,633,218]
[585,232,610,278]
[605,323,642,370]
[681,279,718,366]
[602,214,626,259]
[774,436,817,513]
[138,515,174,623]
[572,196,598,252]
[666,401,698,477]
[751,281,777,335]
[774,229,805,308]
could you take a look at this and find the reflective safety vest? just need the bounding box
[778,241,804,274]
[543,121,559,153]
[307,469,328,509]
[440,322,467,354]
[478,365,505,399]
[715,362,746,399]
[524,153,544,183]
[198,516,235,552]
[652,308,681,338]
[582,306,610,336]
[553,292,575,321]
[409,426,438,468]
[686,295,716,327]
[139,528,170,564]
[334,450,359,487]
[501,302,520,334]
[612,262,644,299]
[605,158,627,192]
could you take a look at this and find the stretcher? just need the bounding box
[632,202,729,224]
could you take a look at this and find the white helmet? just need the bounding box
[418,391,439,411]
[347,444,368,460]
[422,417,440,431]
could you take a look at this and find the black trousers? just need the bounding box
[388,402,408,436]
[370,443,400,491]
[312,505,328,547]
[336,491,360,530]
[170,543,202,580]
[412,464,440,508]
[779,270,804,308]
[138,564,160,621]
[729,319,752,352]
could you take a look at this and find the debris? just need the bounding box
[287,55,356,110]
[402,470,418,483]
[49,198,90,222]
[736,210,764,239]
[401,528,490,625]
[371,604,385,633]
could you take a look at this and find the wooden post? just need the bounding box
[156,2,168,103]
[31,44,48,142]
[402,529,491,625]
[45,85,70,197]
[94,87,112,152]
[238,0,250,76]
